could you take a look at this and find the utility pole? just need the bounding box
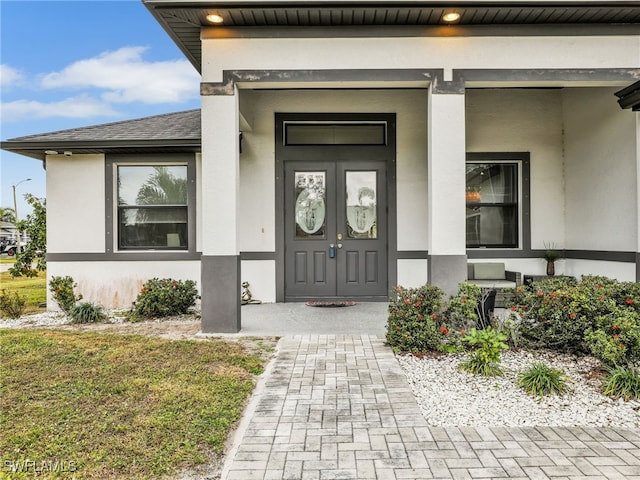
[12,178,31,256]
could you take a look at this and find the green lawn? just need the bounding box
[0,270,46,315]
[0,330,270,479]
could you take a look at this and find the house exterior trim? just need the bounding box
[240,251,276,260]
[564,250,637,263]
[201,68,640,97]
[455,68,640,85]
[201,24,640,40]
[46,249,637,263]
[46,252,203,261]
[397,251,429,259]
[104,153,198,255]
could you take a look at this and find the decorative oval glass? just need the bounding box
[294,172,326,237]
[346,171,377,239]
[295,188,326,234]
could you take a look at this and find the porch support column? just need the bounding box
[636,114,640,282]
[200,91,241,333]
[427,84,467,296]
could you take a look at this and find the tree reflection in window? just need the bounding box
[117,165,188,249]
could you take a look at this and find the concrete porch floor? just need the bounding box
[236,302,389,336]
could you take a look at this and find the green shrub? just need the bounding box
[385,284,446,353]
[69,302,107,324]
[132,278,199,318]
[602,365,640,401]
[494,314,521,348]
[460,327,509,376]
[0,290,27,319]
[511,276,639,355]
[518,362,568,397]
[444,283,482,331]
[49,276,82,314]
[584,307,640,367]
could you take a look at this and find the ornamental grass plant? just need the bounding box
[602,365,640,401]
[518,362,569,397]
[69,301,108,324]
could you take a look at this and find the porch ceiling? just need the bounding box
[143,1,640,72]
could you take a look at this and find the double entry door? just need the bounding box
[285,160,387,300]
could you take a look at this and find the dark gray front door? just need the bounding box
[285,160,388,300]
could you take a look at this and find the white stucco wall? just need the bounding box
[202,35,639,85]
[47,261,201,310]
[565,259,636,283]
[563,87,638,252]
[46,154,106,253]
[466,89,566,251]
[397,259,429,288]
[241,260,276,303]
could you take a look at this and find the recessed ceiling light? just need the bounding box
[442,11,461,23]
[206,14,224,24]
[44,150,58,155]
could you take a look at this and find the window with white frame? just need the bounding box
[117,165,188,250]
[466,161,519,248]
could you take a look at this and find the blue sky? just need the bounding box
[1,0,201,217]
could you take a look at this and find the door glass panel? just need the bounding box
[346,171,377,239]
[294,172,326,238]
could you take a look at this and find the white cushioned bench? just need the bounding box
[467,262,522,308]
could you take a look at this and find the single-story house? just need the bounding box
[2,1,639,333]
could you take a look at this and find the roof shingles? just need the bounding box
[7,109,201,143]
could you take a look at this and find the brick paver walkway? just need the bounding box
[222,335,640,479]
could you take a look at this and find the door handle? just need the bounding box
[329,244,336,258]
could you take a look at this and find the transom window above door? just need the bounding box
[284,122,387,145]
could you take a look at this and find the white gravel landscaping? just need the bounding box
[397,349,640,429]
[0,311,128,329]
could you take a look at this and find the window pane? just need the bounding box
[294,172,326,238]
[466,206,517,248]
[465,163,517,204]
[119,207,187,249]
[118,166,187,206]
[286,123,386,145]
[346,171,377,239]
[466,162,519,248]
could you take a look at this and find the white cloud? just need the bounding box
[41,46,201,104]
[1,65,24,87]
[1,95,120,122]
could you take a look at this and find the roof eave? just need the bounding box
[1,139,202,161]
[143,1,203,72]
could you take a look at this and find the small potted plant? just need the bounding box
[542,242,561,276]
